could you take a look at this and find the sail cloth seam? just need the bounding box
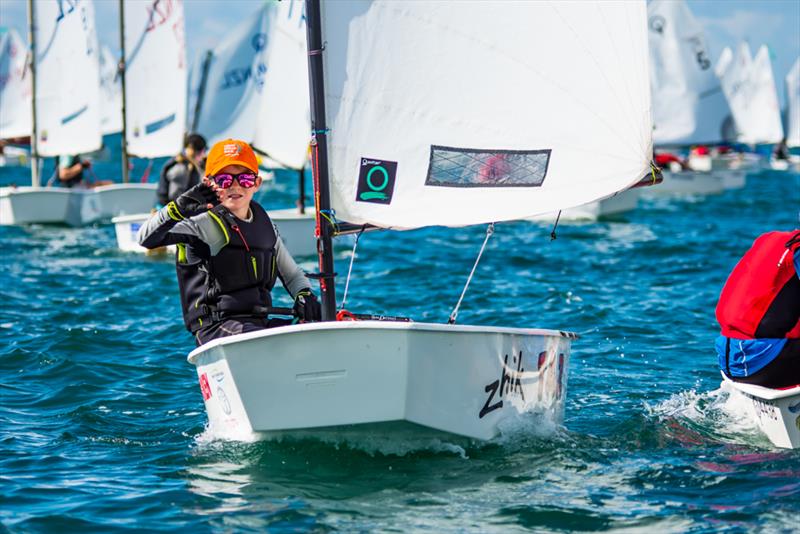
[448,223,495,325]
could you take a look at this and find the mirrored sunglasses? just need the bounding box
[212,172,257,189]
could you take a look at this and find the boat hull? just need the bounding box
[527,188,640,222]
[187,321,574,441]
[92,184,157,219]
[721,373,800,449]
[113,207,317,257]
[0,184,156,226]
[647,170,726,195]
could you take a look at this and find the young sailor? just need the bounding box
[156,133,207,207]
[715,229,800,388]
[55,154,91,187]
[138,138,321,346]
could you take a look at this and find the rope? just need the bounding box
[340,226,366,309]
[448,223,495,325]
[550,211,561,241]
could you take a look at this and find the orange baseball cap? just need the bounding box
[205,139,259,176]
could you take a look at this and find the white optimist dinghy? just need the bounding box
[0,0,157,227]
[721,373,800,449]
[188,0,659,442]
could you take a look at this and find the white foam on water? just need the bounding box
[194,421,471,458]
[645,385,765,446]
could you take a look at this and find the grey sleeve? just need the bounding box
[274,226,312,297]
[137,207,227,254]
[171,212,229,256]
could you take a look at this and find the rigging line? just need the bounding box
[448,223,495,325]
[550,211,562,241]
[340,226,366,310]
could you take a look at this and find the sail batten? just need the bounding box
[319,0,653,230]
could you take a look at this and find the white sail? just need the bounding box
[193,4,271,147]
[0,27,32,140]
[747,46,783,144]
[98,46,122,135]
[319,0,653,229]
[718,43,784,145]
[34,0,102,156]
[648,0,730,146]
[252,0,310,170]
[123,0,187,158]
[787,58,800,148]
[194,0,309,170]
[715,43,752,143]
[185,50,208,133]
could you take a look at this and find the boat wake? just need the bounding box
[644,385,770,448]
[194,412,563,458]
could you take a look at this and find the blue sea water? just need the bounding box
[1,143,799,532]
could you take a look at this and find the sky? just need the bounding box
[1,0,799,103]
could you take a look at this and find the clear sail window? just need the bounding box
[425,145,551,188]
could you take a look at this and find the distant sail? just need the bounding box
[717,43,783,145]
[0,27,31,140]
[319,1,653,229]
[748,46,783,144]
[787,58,800,148]
[99,46,123,135]
[34,0,102,156]
[252,0,310,170]
[194,0,309,170]
[648,0,730,146]
[193,4,271,147]
[124,0,187,158]
[715,43,751,143]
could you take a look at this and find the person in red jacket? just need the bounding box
[715,230,800,389]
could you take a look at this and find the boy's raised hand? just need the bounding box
[174,181,220,217]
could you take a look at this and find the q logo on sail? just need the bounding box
[356,158,397,204]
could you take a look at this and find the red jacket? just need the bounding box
[716,231,800,339]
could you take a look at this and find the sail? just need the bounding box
[185,51,208,133]
[123,0,187,158]
[0,27,31,140]
[787,58,800,148]
[648,0,730,146]
[252,0,310,170]
[98,46,123,135]
[747,46,783,144]
[194,0,309,170]
[193,4,271,147]
[34,0,102,156]
[718,44,784,145]
[715,43,752,143]
[318,1,653,229]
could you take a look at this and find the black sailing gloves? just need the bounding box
[294,290,322,323]
[169,183,219,220]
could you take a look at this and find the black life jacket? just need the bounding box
[175,203,279,333]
